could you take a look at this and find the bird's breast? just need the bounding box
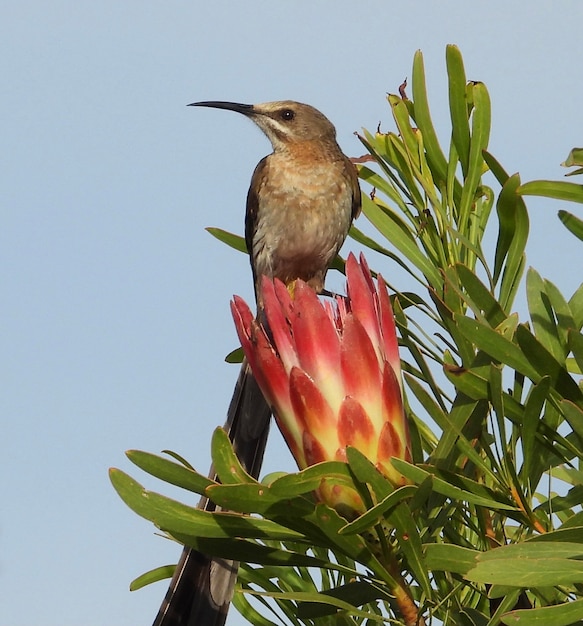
[251,155,354,291]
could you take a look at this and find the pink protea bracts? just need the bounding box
[231,253,411,514]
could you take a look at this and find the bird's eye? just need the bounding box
[280,109,295,121]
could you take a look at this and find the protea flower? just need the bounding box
[231,253,411,515]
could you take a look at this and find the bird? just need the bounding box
[152,100,361,626]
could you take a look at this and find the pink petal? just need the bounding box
[345,253,382,354]
[291,281,341,395]
[378,362,410,462]
[302,430,327,466]
[231,295,255,341]
[247,325,290,408]
[337,396,375,454]
[273,412,305,468]
[259,277,298,372]
[232,297,292,416]
[289,367,337,447]
[340,314,383,415]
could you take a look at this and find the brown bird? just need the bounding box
[152,100,361,626]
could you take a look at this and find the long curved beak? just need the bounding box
[188,101,254,116]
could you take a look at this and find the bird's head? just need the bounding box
[189,100,338,152]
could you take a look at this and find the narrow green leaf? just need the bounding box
[205,227,248,253]
[516,325,583,403]
[483,149,510,186]
[446,44,470,174]
[411,49,448,185]
[569,330,583,376]
[494,173,529,310]
[526,268,564,362]
[269,462,356,497]
[391,459,517,510]
[296,581,390,618]
[454,315,539,380]
[170,535,342,570]
[559,209,583,241]
[361,196,440,286]
[455,264,507,326]
[130,565,176,591]
[126,450,213,495]
[232,591,279,626]
[518,180,583,204]
[563,147,583,168]
[206,483,314,517]
[459,82,490,231]
[225,346,244,363]
[339,485,418,535]
[109,469,305,541]
[520,377,551,482]
[424,543,479,575]
[501,598,583,626]
[561,400,583,441]
[211,427,256,485]
[251,589,386,623]
[466,556,583,586]
[478,541,583,561]
[569,283,583,331]
[345,446,392,500]
[526,526,583,544]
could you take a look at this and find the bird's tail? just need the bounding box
[152,362,271,626]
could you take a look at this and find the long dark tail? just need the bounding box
[152,362,271,626]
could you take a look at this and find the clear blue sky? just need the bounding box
[2,3,582,625]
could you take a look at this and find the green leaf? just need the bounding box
[561,400,583,441]
[518,180,583,204]
[455,263,507,326]
[109,469,305,541]
[569,330,583,376]
[459,81,490,231]
[569,283,583,331]
[483,149,510,185]
[269,462,357,497]
[501,598,583,626]
[211,427,256,485]
[171,535,349,570]
[339,485,418,535]
[494,173,529,310]
[520,377,551,482]
[126,449,213,495]
[205,226,248,253]
[526,268,564,362]
[454,315,539,380]
[296,581,390,618]
[515,325,583,403]
[446,44,470,175]
[206,482,315,517]
[391,459,517,511]
[478,541,583,561]
[563,147,583,168]
[360,195,441,287]
[250,589,386,623]
[130,565,176,591]
[424,543,479,575]
[558,209,583,241]
[411,49,448,186]
[466,556,583,587]
[526,526,583,544]
[225,346,244,363]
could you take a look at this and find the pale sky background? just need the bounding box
[2,3,583,625]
